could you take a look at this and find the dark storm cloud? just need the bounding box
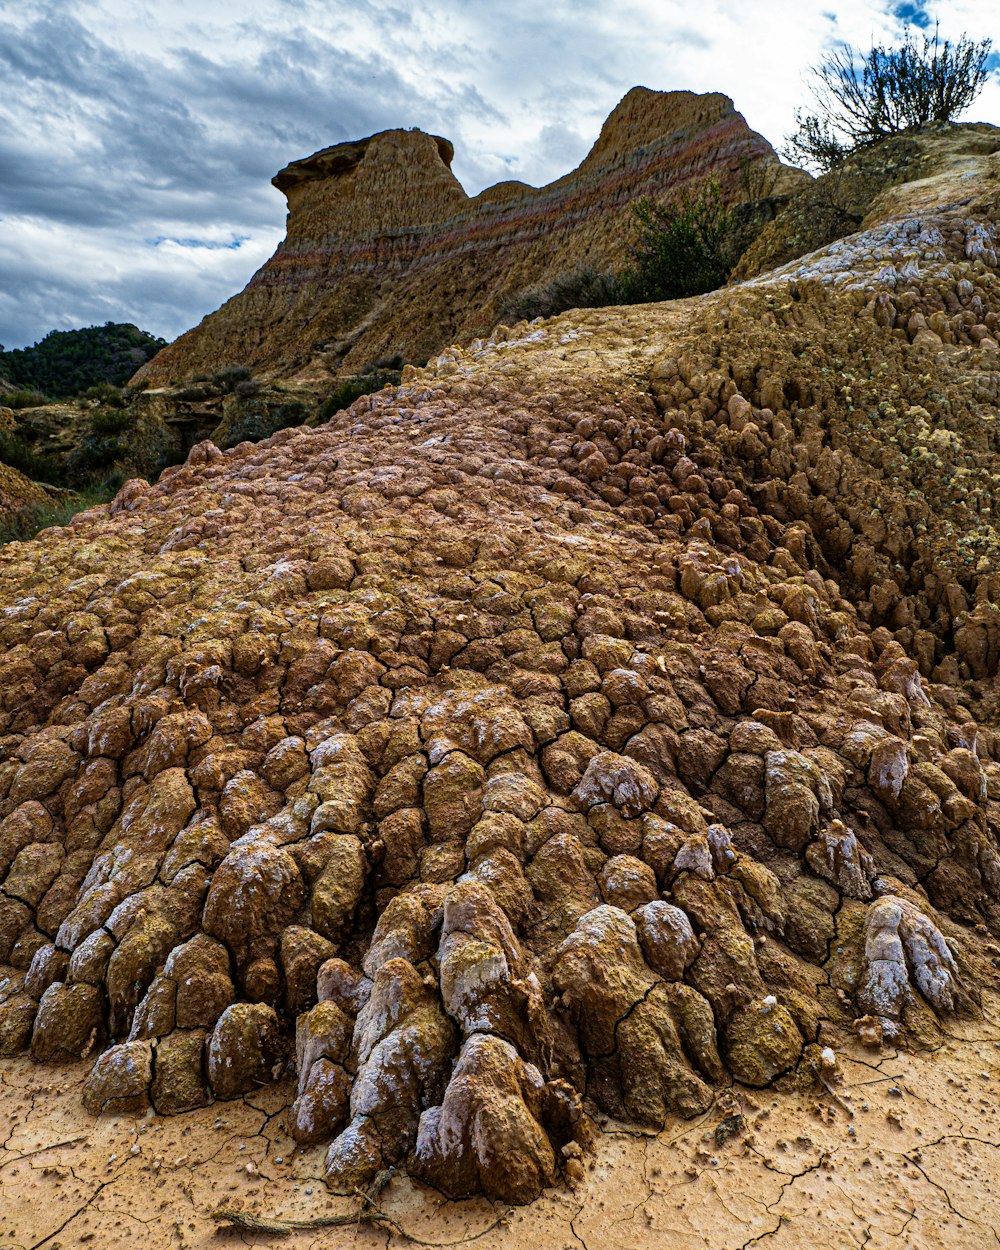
[0,7,496,233]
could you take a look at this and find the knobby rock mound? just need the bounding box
[2,123,1000,1206]
[134,87,804,387]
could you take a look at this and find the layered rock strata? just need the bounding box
[134,88,803,386]
[1,127,1000,1206]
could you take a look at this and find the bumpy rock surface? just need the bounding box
[2,120,1000,1206]
[134,87,805,386]
[0,459,59,530]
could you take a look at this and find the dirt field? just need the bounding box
[4,993,999,1250]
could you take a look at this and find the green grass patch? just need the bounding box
[0,487,117,546]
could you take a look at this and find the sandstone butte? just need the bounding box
[2,86,1000,1240]
[133,86,807,387]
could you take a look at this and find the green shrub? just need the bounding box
[212,364,252,393]
[213,394,312,450]
[784,114,854,173]
[68,429,131,476]
[319,369,402,421]
[82,383,125,407]
[173,385,213,402]
[495,180,739,324]
[498,266,620,322]
[0,322,165,398]
[68,407,148,477]
[0,431,67,485]
[172,365,253,403]
[4,389,48,410]
[738,152,780,202]
[617,178,736,303]
[0,487,119,547]
[786,24,992,171]
[89,407,131,436]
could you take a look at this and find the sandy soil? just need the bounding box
[3,995,999,1250]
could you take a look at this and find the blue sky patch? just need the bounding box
[148,236,249,250]
[893,2,933,29]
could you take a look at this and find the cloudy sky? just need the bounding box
[1,0,997,350]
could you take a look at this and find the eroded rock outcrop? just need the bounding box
[0,461,61,532]
[133,88,804,386]
[1,118,999,1208]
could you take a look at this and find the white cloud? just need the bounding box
[0,0,996,348]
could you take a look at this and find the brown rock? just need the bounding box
[82,1040,153,1115]
[411,1033,560,1203]
[151,1030,212,1113]
[311,835,367,942]
[207,1002,283,1098]
[30,983,104,1061]
[325,958,455,1192]
[553,905,717,1122]
[202,839,306,966]
[281,926,336,1014]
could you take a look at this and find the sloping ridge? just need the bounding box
[135,87,804,386]
[1,123,1000,1208]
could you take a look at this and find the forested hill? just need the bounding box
[0,322,166,399]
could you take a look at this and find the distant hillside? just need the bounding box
[0,322,166,399]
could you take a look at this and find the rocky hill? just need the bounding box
[134,88,806,387]
[0,323,166,399]
[1,109,1000,1221]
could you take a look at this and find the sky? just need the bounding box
[0,0,997,350]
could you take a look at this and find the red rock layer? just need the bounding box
[136,88,802,385]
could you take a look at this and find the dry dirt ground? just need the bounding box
[4,994,1000,1250]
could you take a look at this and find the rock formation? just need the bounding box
[0,461,53,529]
[133,88,804,386]
[0,407,67,527]
[1,115,1000,1207]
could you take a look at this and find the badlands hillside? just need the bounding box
[2,90,1000,1248]
[134,87,805,386]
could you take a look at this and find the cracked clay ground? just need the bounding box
[3,992,999,1250]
